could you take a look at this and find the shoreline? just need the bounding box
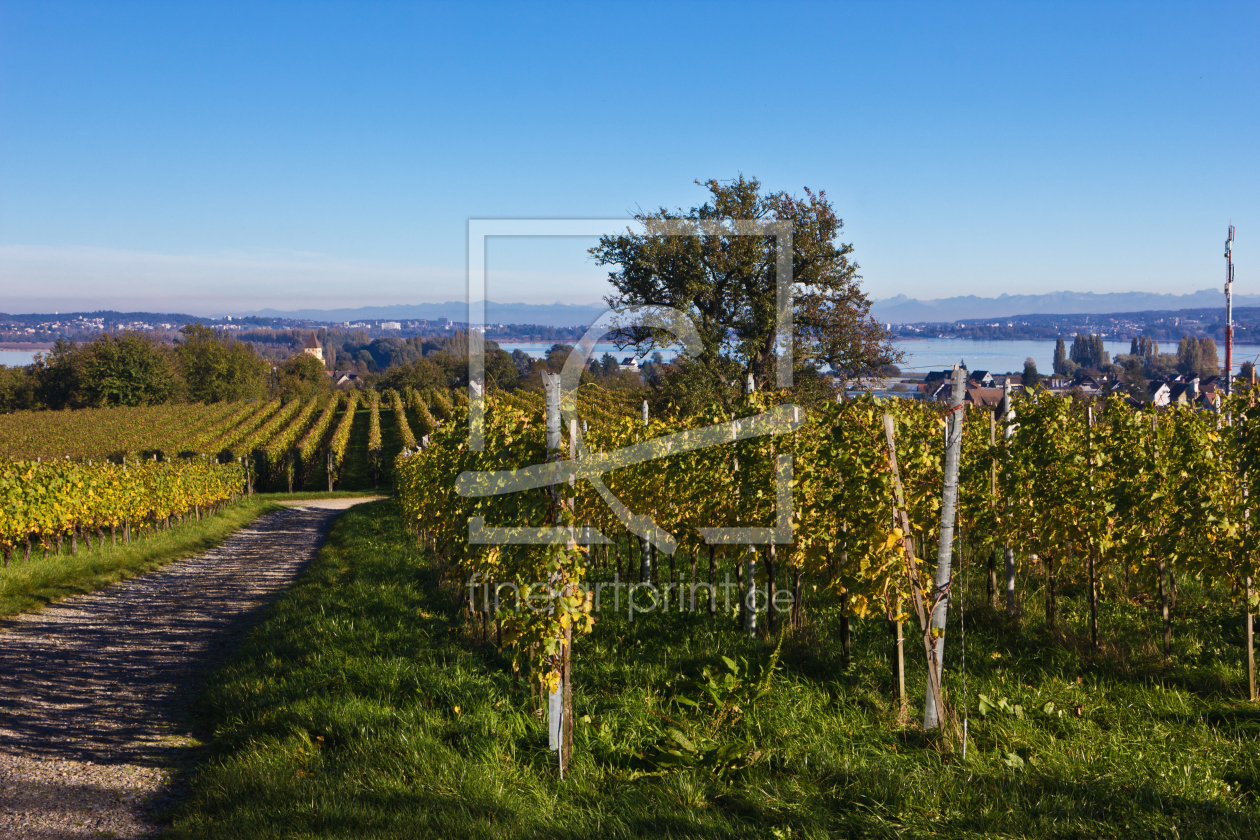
[0,343,52,352]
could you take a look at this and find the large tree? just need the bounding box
[176,324,268,403]
[82,332,180,407]
[589,176,898,399]
[277,353,331,401]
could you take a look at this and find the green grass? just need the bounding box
[338,408,373,491]
[335,406,406,492]
[166,502,1260,838]
[376,408,405,487]
[0,497,285,618]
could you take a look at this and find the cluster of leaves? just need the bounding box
[0,401,247,461]
[395,388,593,689]
[406,387,438,440]
[387,389,417,449]
[233,397,305,460]
[186,401,263,453]
[366,391,382,482]
[327,391,359,479]
[259,395,326,484]
[296,393,343,476]
[397,377,1260,696]
[641,630,787,777]
[395,384,956,692]
[0,456,244,556]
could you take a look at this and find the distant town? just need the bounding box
[4,303,1257,349]
[0,309,589,351]
[889,305,1260,343]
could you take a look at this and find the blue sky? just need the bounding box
[0,1,1256,315]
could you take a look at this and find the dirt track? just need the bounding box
[0,501,374,839]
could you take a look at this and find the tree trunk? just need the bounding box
[70,528,77,556]
[24,535,32,562]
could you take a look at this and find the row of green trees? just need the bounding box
[0,326,270,411]
[1051,331,1222,383]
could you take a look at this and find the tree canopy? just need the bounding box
[277,353,331,401]
[589,176,898,405]
[176,324,269,403]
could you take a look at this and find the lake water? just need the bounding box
[0,350,39,367]
[5,339,1253,377]
[500,338,1260,377]
[894,338,1260,376]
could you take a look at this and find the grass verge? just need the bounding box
[259,490,389,501]
[168,500,1260,839]
[0,497,285,618]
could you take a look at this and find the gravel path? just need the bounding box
[0,501,375,840]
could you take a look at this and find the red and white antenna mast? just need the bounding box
[1226,225,1236,394]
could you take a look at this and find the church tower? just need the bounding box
[303,333,324,363]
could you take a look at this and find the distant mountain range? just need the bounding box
[869,289,1260,324]
[243,301,609,328]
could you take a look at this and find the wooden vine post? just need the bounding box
[1001,379,1018,617]
[1237,404,1257,701]
[1247,486,1256,701]
[988,407,998,608]
[1086,405,1100,649]
[541,373,574,776]
[924,365,966,731]
[883,411,937,727]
